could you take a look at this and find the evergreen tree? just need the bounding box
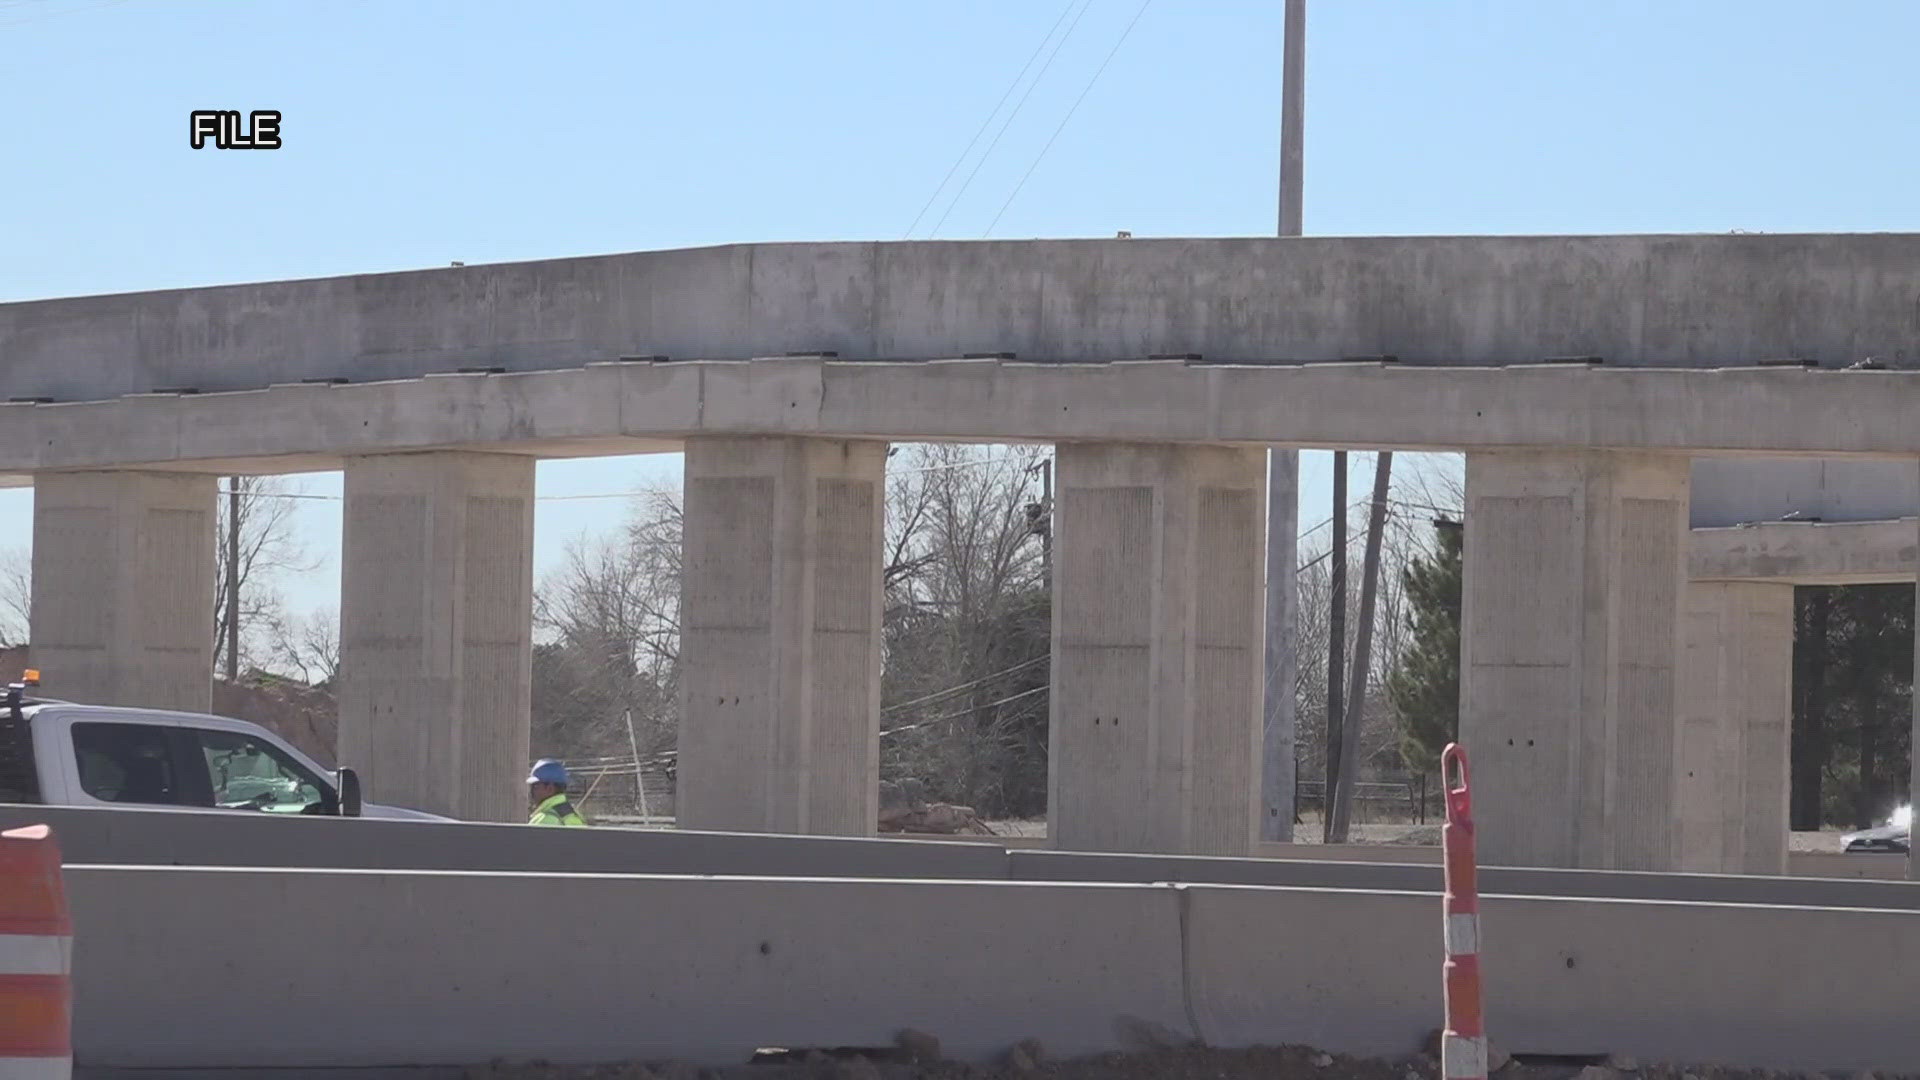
[1793,583,1913,830]
[1386,521,1463,775]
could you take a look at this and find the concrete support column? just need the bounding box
[1912,491,1920,884]
[1262,450,1301,844]
[337,452,534,823]
[1677,581,1793,875]
[1460,450,1689,871]
[676,436,886,836]
[1049,443,1268,856]
[30,470,216,712]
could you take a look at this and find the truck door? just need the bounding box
[178,726,338,815]
[69,721,210,808]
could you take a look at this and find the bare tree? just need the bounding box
[215,477,316,679]
[267,608,341,687]
[1292,451,1463,830]
[533,487,684,769]
[0,548,29,649]
[881,444,1051,816]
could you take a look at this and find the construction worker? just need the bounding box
[526,758,588,827]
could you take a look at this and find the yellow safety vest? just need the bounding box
[529,792,588,827]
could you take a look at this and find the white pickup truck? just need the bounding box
[0,676,445,821]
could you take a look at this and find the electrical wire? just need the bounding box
[882,653,1048,715]
[902,0,1078,240]
[888,452,1026,475]
[881,683,1050,739]
[926,0,1096,239]
[982,0,1153,237]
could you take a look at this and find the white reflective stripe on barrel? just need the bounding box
[0,1055,72,1079]
[0,934,70,977]
[1444,912,1479,956]
[1443,1035,1487,1080]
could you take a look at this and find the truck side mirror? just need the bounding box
[336,767,363,818]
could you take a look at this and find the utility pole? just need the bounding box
[223,478,240,683]
[1323,450,1346,842]
[1278,0,1305,237]
[625,707,651,824]
[1025,457,1055,596]
[1262,0,1307,843]
[1041,456,1053,596]
[1329,451,1392,842]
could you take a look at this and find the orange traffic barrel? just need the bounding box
[0,824,71,1079]
[1440,743,1485,1080]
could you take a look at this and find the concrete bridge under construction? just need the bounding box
[6,231,1920,877]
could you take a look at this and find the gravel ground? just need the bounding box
[603,815,1861,857]
[458,1042,1904,1080]
[975,820,1859,852]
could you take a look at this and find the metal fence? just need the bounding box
[562,754,677,824]
[553,752,1439,829]
[1293,777,1432,824]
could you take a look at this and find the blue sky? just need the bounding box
[4,0,1919,619]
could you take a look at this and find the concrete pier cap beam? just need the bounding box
[29,469,217,711]
[337,451,535,823]
[1460,449,1689,872]
[1049,442,1269,856]
[676,435,887,836]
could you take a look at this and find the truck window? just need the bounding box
[72,722,195,806]
[0,708,39,804]
[188,729,333,814]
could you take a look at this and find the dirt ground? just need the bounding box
[976,817,1445,844]
[605,814,1859,857]
[976,817,1857,853]
[460,1042,1903,1080]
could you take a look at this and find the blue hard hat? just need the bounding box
[527,758,569,786]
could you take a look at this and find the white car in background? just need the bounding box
[1841,805,1911,854]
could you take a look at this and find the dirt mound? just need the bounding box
[212,675,337,766]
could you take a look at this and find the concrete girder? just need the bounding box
[6,233,1920,403]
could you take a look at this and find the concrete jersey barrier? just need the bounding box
[58,865,1920,1073]
[65,867,1188,1070]
[1007,848,1920,911]
[7,803,1919,911]
[1179,883,1920,1070]
[0,804,1010,880]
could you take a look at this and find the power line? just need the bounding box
[1296,496,1461,576]
[882,683,1050,739]
[890,452,1029,475]
[1296,494,1373,541]
[982,0,1154,237]
[927,0,1095,238]
[214,488,337,501]
[533,491,675,502]
[902,0,1078,239]
[882,654,1048,715]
